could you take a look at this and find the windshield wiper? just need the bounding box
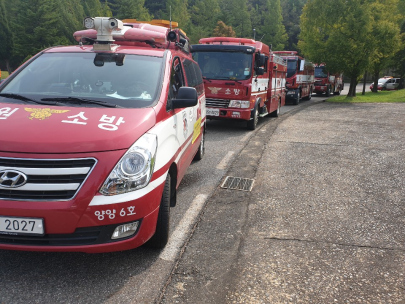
[203,76,212,82]
[41,97,121,108]
[0,93,58,105]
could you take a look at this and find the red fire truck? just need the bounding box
[273,51,314,105]
[192,37,287,130]
[0,17,206,253]
[314,64,344,96]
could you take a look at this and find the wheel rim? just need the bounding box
[200,132,204,155]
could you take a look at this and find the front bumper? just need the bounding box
[206,107,252,121]
[0,151,166,253]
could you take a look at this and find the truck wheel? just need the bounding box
[304,89,312,100]
[269,99,281,117]
[193,127,205,161]
[247,105,259,130]
[145,173,171,249]
[292,91,300,105]
[326,86,331,97]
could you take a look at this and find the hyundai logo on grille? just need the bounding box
[0,170,28,188]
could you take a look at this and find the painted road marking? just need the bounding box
[160,194,208,261]
[216,151,235,170]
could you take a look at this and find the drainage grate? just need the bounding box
[220,176,255,192]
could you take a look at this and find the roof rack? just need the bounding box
[73,17,189,51]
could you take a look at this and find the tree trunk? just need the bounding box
[362,71,367,95]
[6,60,11,74]
[348,76,357,97]
[372,70,379,93]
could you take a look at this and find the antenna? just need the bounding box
[169,6,172,30]
[260,34,265,41]
[253,28,256,40]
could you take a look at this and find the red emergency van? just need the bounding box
[0,17,206,253]
[192,37,287,130]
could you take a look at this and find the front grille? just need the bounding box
[314,81,323,86]
[0,227,101,246]
[206,98,229,108]
[0,157,97,201]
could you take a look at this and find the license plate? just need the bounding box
[287,91,294,95]
[0,216,44,235]
[206,108,220,116]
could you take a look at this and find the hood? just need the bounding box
[204,80,249,99]
[0,103,156,153]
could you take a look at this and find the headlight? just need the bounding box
[228,100,250,108]
[100,133,157,196]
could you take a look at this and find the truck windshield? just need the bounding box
[193,51,252,80]
[286,59,297,78]
[315,67,328,78]
[0,53,163,108]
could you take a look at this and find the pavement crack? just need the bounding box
[263,236,405,252]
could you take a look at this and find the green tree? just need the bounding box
[12,0,64,65]
[368,0,402,92]
[219,0,252,38]
[82,0,111,16]
[299,0,400,97]
[259,0,287,50]
[188,0,220,43]
[212,21,236,37]
[280,0,306,51]
[0,0,13,72]
[58,0,85,44]
[114,0,150,20]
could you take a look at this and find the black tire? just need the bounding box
[247,104,259,130]
[193,128,205,161]
[304,89,312,100]
[292,91,300,105]
[269,99,281,117]
[145,174,171,249]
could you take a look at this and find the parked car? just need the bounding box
[370,77,401,91]
[385,78,402,90]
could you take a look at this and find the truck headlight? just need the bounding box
[100,134,157,196]
[228,100,250,108]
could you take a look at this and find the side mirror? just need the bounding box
[299,60,305,71]
[255,53,266,67]
[172,87,198,109]
[255,67,265,76]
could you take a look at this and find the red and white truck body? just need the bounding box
[0,17,206,253]
[314,64,344,96]
[192,37,287,130]
[273,51,314,105]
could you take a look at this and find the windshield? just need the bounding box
[315,67,328,78]
[0,53,163,108]
[378,78,390,83]
[286,59,297,78]
[192,51,252,80]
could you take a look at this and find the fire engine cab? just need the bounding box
[314,64,344,96]
[273,51,314,105]
[192,37,287,130]
[0,17,206,253]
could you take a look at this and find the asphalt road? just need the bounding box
[0,84,375,303]
[162,90,404,303]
